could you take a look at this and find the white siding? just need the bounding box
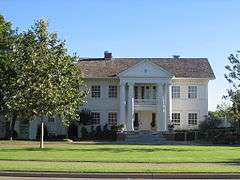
[81,78,120,126]
[172,79,209,130]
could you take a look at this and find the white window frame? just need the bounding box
[172,86,180,98]
[108,85,117,98]
[188,113,197,125]
[91,85,101,98]
[172,113,180,126]
[108,112,117,126]
[91,112,100,125]
[188,86,197,99]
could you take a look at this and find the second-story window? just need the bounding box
[109,85,117,98]
[172,86,180,98]
[188,86,197,99]
[91,85,100,98]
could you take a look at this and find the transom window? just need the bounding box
[172,113,180,126]
[172,86,180,98]
[91,85,100,98]
[91,112,100,125]
[108,112,117,126]
[109,86,117,98]
[188,113,197,125]
[188,86,197,98]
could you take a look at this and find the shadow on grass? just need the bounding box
[226,159,240,166]
[0,147,206,153]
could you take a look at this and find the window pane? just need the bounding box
[172,86,180,98]
[172,113,180,126]
[108,112,117,126]
[91,112,100,125]
[188,86,197,98]
[92,86,100,98]
[109,86,117,98]
[188,113,197,125]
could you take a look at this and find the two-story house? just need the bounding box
[78,52,215,132]
[0,51,215,140]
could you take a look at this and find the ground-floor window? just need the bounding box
[108,112,117,126]
[172,113,180,126]
[91,112,100,125]
[188,113,197,125]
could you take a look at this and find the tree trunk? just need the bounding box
[9,114,17,141]
[40,120,44,149]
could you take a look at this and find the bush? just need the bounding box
[174,130,198,141]
[81,127,88,139]
[95,125,102,138]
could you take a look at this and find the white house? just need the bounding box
[0,52,215,140]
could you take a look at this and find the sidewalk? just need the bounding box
[1,171,240,179]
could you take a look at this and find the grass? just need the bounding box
[0,141,240,173]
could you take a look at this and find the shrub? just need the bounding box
[95,125,102,138]
[81,127,88,139]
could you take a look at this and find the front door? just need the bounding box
[138,112,152,131]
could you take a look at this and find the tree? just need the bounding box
[225,51,240,129]
[6,19,86,147]
[0,15,18,140]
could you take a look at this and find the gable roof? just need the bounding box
[77,58,215,79]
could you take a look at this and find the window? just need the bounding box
[172,113,180,126]
[109,86,117,98]
[188,113,197,125]
[91,85,100,98]
[91,112,100,125]
[172,86,180,98]
[108,112,117,126]
[188,86,197,98]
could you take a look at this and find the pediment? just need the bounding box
[118,60,172,78]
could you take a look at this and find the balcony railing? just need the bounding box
[134,99,157,106]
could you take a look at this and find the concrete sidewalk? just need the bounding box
[1,171,240,179]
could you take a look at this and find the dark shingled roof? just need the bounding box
[77,58,215,79]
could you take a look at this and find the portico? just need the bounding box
[119,80,172,131]
[117,60,173,132]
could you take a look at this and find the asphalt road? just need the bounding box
[1,177,239,180]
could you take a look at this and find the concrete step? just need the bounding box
[124,130,171,144]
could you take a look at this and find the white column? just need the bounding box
[119,82,126,127]
[156,83,164,131]
[168,83,172,126]
[127,82,134,131]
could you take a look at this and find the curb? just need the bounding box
[1,171,240,179]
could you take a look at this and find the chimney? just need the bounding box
[172,55,180,59]
[104,51,112,60]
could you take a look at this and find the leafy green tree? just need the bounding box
[5,19,86,147]
[0,15,18,140]
[225,51,240,129]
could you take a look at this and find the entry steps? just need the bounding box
[124,130,176,145]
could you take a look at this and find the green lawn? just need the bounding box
[0,141,240,173]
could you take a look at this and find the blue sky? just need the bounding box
[1,0,240,111]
